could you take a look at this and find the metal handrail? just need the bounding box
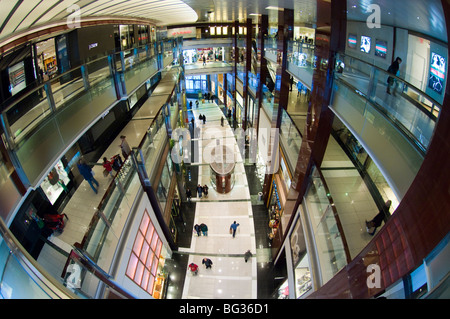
[0,216,78,299]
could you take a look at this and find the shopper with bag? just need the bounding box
[229,221,240,238]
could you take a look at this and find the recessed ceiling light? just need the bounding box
[265,6,284,11]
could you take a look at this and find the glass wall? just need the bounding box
[303,166,348,285]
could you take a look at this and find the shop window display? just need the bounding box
[126,209,167,298]
[41,160,70,205]
[290,214,312,298]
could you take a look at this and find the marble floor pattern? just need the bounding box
[180,101,257,299]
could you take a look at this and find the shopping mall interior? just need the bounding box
[0,0,449,301]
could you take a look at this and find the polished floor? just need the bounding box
[165,100,275,299]
[33,75,388,299]
[36,95,276,299]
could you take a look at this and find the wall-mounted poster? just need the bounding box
[347,34,357,49]
[360,36,371,53]
[428,52,446,95]
[375,39,387,58]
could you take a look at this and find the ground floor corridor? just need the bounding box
[165,100,276,299]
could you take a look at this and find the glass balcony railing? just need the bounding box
[0,216,76,298]
[0,41,176,187]
[304,166,350,285]
[335,52,439,153]
[330,78,424,200]
[280,108,303,172]
[61,73,176,298]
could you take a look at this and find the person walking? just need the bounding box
[186,188,192,202]
[203,55,206,66]
[189,263,199,275]
[194,224,201,237]
[203,184,209,198]
[102,157,114,177]
[386,57,402,95]
[200,223,208,236]
[197,184,203,199]
[77,159,100,194]
[366,200,392,235]
[229,221,240,238]
[297,81,302,97]
[202,114,206,125]
[221,117,224,127]
[119,135,131,159]
[244,250,253,263]
[202,258,213,269]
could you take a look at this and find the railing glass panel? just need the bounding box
[331,80,424,199]
[6,87,50,142]
[0,241,52,298]
[304,167,347,285]
[279,108,302,172]
[336,52,439,152]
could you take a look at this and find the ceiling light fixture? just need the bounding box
[265,6,284,11]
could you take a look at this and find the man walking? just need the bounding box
[200,223,208,236]
[229,221,240,238]
[202,258,213,269]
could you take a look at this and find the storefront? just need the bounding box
[185,75,208,95]
[289,213,313,298]
[40,160,71,205]
[35,38,57,79]
[267,149,291,215]
[125,207,171,299]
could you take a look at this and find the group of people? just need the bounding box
[188,250,252,276]
[197,184,208,199]
[185,184,209,201]
[194,223,208,236]
[76,135,132,195]
[192,220,240,238]
[198,114,206,124]
[188,258,213,275]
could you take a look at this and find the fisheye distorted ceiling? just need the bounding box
[0,0,199,43]
[0,0,447,46]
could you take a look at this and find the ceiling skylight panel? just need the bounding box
[33,0,78,26]
[12,0,60,33]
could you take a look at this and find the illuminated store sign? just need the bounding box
[428,52,446,95]
[360,36,371,54]
[375,39,387,59]
[347,34,357,49]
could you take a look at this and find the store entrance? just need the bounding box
[35,38,57,80]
